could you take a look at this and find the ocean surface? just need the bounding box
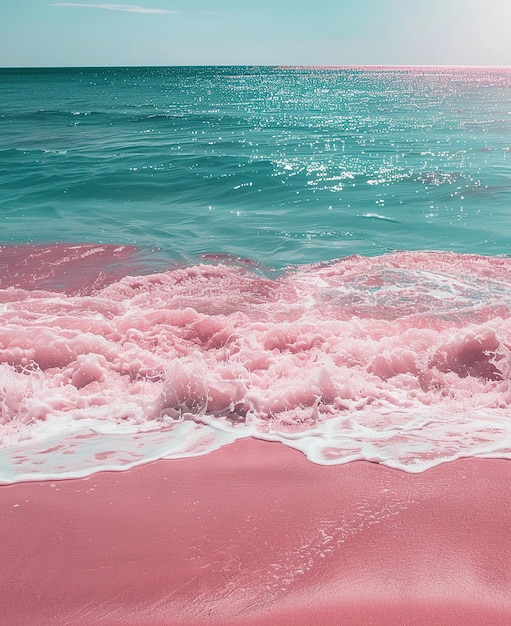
[1,65,511,481]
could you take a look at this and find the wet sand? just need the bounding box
[1,438,510,625]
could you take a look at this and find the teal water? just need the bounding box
[1,66,511,266]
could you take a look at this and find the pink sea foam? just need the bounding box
[1,246,511,480]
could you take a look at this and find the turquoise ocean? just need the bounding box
[1,66,511,482]
[2,66,511,265]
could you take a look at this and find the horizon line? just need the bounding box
[1,63,510,70]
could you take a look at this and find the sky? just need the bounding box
[0,0,510,67]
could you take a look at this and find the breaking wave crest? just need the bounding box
[2,247,511,481]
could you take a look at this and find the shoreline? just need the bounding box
[1,438,510,624]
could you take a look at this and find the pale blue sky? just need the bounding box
[1,0,510,67]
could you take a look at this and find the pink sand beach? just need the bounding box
[1,439,510,625]
[2,245,511,623]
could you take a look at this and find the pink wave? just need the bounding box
[2,246,511,479]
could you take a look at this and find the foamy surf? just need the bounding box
[1,248,511,481]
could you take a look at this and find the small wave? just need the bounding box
[2,249,511,481]
[361,213,399,223]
